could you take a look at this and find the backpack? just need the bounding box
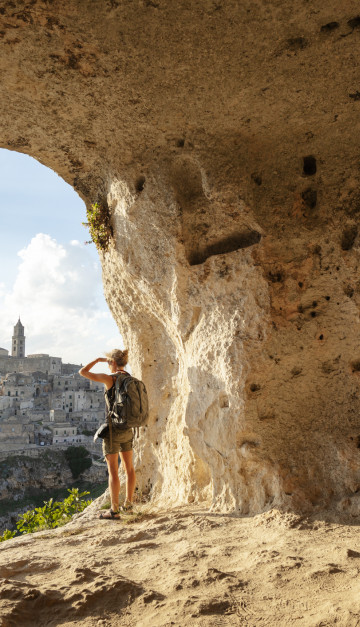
[105,372,149,431]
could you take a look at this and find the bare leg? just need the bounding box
[120,450,136,503]
[106,453,120,512]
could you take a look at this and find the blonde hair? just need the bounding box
[105,348,129,368]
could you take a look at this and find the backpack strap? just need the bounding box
[105,374,121,450]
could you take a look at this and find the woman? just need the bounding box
[79,349,135,519]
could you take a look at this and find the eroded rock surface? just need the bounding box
[0,502,360,626]
[1,0,360,513]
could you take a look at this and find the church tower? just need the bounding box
[12,318,25,358]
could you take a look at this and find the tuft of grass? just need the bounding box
[120,509,149,525]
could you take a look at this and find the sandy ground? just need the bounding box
[0,499,360,627]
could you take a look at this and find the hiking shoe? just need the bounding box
[99,509,120,520]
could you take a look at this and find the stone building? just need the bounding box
[0,320,74,376]
[0,319,104,451]
[11,318,25,358]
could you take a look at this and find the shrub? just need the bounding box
[16,489,91,535]
[82,201,112,251]
[0,529,16,542]
[0,489,91,541]
[65,446,92,479]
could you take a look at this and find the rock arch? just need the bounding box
[2,1,360,514]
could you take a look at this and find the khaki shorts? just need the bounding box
[102,427,133,456]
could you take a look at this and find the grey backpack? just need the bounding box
[106,372,149,431]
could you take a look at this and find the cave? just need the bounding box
[1,1,360,515]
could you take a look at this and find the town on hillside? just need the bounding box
[0,319,104,455]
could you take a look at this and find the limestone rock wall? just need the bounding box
[1,0,360,514]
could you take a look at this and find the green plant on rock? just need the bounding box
[0,529,16,542]
[62,488,92,516]
[15,489,91,535]
[82,201,112,252]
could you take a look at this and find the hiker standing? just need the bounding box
[79,349,135,519]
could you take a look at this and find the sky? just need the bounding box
[0,149,123,371]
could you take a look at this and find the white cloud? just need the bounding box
[0,234,123,368]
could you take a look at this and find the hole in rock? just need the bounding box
[312,301,317,307]
[348,16,360,29]
[349,91,360,101]
[176,138,185,148]
[344,285,354,298]
[135,175,145,192]
[268,269,284,283]
[320,22,340,32]
[319,334,324,340]
[310,311,317,318]
[298,281,303,288]
[351,360,360,372]
[325,296,331,301]
[251,173,262,186]
[341,225,358,250]
[302,188,317,209]
[303,155,317,176]
[286,37,308,51]
[189,230,261,266]
[250,383,261,392]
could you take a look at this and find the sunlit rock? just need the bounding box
[1,1,360,514]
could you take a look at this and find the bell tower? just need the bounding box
[12,318,25,358]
